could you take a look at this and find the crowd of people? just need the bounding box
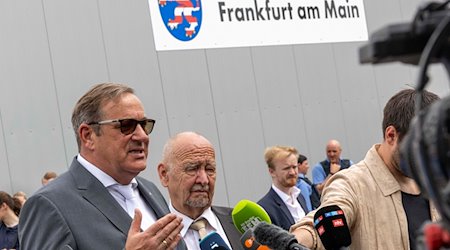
[1,83,441,250]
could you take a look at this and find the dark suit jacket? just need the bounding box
[257,187,309,231]
[212,206,243,250]
[19,157,187,250]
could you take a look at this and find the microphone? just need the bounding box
[417,222,450,250]
[240,228,271,250]
[253,221,309,250]
[199,231,231,250]
[232,199,272,234]
[313,205,351,250]
[232,200,272,249]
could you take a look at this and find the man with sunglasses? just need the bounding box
[19,83,186,250]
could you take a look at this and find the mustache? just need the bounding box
[191,184,209,192]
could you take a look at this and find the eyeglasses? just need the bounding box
[88,118,155,135]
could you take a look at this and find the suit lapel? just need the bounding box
[136,179,166,219]
[296,193,309,213]
[269,188,295,225]
[68,158,188,250]
[211,206,241,250]
[70,159,132,236]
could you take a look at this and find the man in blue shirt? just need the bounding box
[296,154,320,211]
[312,140,353,194]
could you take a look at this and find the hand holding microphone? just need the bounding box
[313,205,351,250]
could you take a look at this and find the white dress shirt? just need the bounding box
[169,203,232,250]
[77,154,157,229]
[272,184,306,222]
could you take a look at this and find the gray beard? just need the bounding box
[185,197,209,208]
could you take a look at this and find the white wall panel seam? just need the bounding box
[0,108,13,191]
[331,46,351,149]
[292,45,312,156]
[155,51,172,136]
[249,47,268,148]
[41,0,70,167]
[204,50,231,206]
[96,0,111,81]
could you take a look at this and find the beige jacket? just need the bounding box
[290,144,439,250]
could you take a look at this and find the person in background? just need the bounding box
[41,171,57,186]
[19,83,185,250]
[312,140,353,194]
[0,191,20,250]
[292,89,441,250]
[157,132,241,250]
[296,154,320,211]
[12,192,27,208]
[258,146,309,231]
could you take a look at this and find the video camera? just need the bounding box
[359,1,450,248]
[359,1,450,65]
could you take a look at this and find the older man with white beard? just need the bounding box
[157,132,241,250]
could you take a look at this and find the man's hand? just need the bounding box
[125,209,183,250]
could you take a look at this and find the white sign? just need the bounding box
[148,0,368,51]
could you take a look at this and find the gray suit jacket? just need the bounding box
[19,157,187,250]
[212,206,243,250]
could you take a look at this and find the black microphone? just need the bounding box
[313,205,351,250]
[253,221,309,250]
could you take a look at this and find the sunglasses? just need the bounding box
[88,118,155,135]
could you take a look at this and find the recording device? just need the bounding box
[416,222,450,250]
[240,228,271,250]
[232,199,272,234]
[360,1,450,249]
[313,205,351,250]
[359,1,450,65]
[232,200,272,249]
[199,231,231,250]
[253,222,309,250]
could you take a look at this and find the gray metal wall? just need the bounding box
[0,0,448,207]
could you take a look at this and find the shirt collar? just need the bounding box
[77,154,138,189]
[169,203,217,237]
[366,144,401,196]
[272,184,300,203]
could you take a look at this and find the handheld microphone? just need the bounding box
[253,221,309,250]
[232,200,273,249]
[232,199,272,234]
[417,222,450,250]
[313,205,351,250]
[199,231,231,250]
[240,228,271,250]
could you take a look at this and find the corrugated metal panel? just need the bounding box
[0,0,449,208]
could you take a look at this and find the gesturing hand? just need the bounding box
[125,209,183,250]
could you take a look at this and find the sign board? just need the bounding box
[148,0,368,51]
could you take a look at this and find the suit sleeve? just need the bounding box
[19,194,75,250]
